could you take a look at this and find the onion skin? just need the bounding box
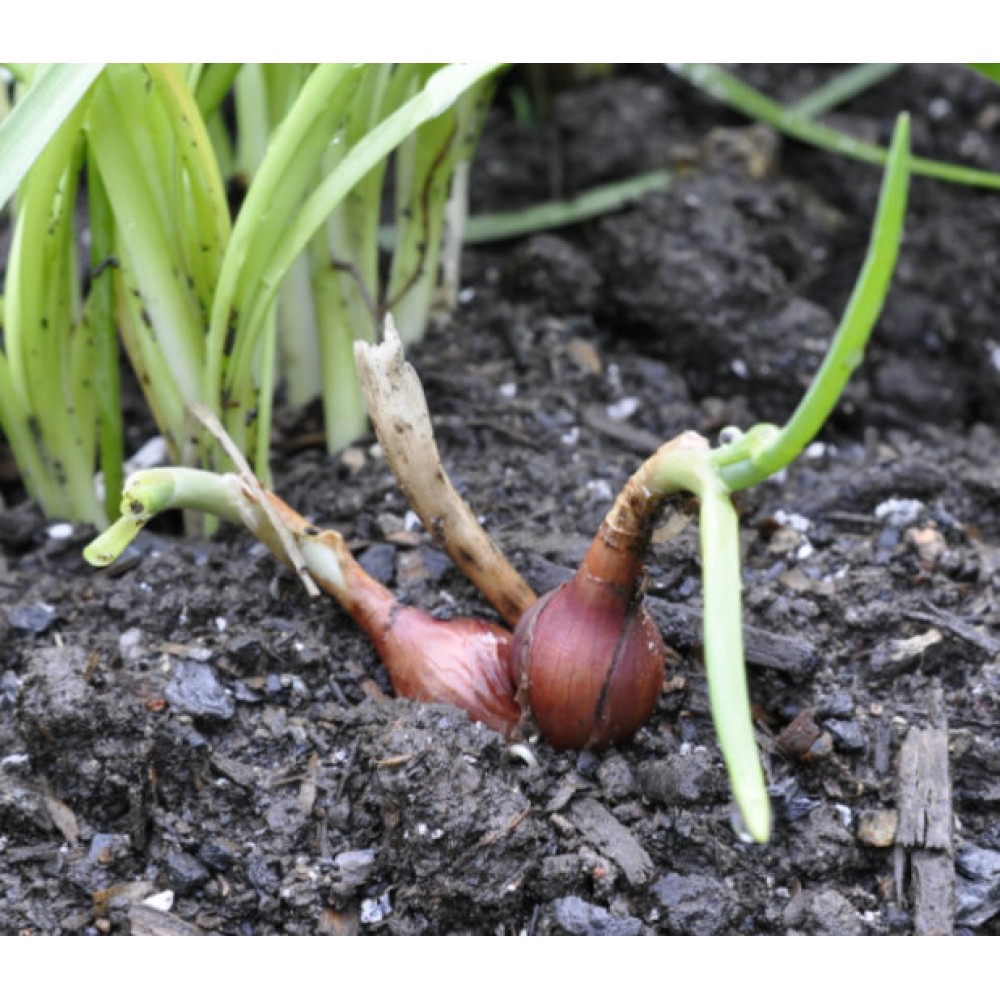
[306,529,521,736]
[371,607,520,737]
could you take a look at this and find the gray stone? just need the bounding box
[330,849,377,895]
[550,896,645,936]
[8,603,55,634]
[567,798,653,887]
[651,872,739,935]
[164,850,210,893]
[955,844,1000,928]
[637,747,722,805]
[783,888,863,935]
[165,661,234,722]
[825,719,867,752]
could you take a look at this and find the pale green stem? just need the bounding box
[788,63,901,119]
[84,466,345,597]
[647,443,771,844]
[460,168,672,245]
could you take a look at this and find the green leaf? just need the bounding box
[0,63,103,210]
[461,168,672,244]
[716,114,911,492]
[788,63,900,119]
[968,63,1000,86]
[670,63,1000,190]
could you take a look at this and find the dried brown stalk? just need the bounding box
[354,318,536,626]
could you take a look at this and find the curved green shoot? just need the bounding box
[669,63,1000,190]
[647,442,770,843]
[84,467,259,567]
[0,63,103,210]
[714,113,911,492]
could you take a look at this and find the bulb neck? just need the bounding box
[297,529,397,641]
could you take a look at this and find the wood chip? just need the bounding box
[128,901,203,936]
[909,853,955,935]
[895,687,954,935]
[897,697,953,852]
[44,795,79,847]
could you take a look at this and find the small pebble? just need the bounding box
[331,849,377,895]
[198,841,236,873]
[825,719,867,752]
[8,603,56,634]
[165,661,234,722]
[118,627,146,664]
[164,850,210,893]
[606,397,639,422]
[550,895,645,936]
[142,889,176,912]
[856,809,898,848]
[358,544,396,586]
[359,891,392,925]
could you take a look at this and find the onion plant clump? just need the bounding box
[0,62,500,525]
[86,115,910,843]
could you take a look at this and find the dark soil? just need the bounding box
[4,64,1000,935]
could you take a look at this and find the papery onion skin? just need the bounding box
[372,608,520,736]
[323,537,520,736]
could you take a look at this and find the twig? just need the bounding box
[904,600,1000,658]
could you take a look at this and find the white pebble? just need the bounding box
[142,890,175,912]
[875,498,924,528]
[606,397,639,421]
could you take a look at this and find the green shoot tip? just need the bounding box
[83,516,144,567]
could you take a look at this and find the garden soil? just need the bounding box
[3,65,1000,935]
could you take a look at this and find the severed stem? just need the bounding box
[354,316,537,627]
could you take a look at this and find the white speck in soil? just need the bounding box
[142,889,175,912]
[606,396,638,421]
[360,891,392,925]
[874,498,925,528]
